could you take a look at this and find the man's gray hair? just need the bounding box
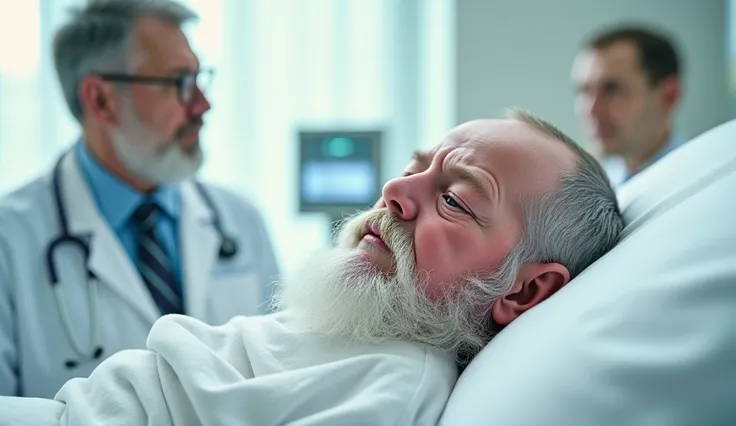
[53,0,198,123]
[506,107,623,279]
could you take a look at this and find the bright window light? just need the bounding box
[0,0,40,78]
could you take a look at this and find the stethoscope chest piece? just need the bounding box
[219,237,238,260]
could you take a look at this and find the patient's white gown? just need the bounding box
[0,312,458,426]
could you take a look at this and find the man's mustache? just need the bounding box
[174,116,204,139]
[342,209,412,255]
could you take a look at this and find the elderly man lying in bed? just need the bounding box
[0,109,623,426]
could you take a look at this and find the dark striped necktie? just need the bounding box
[132,201,183,315]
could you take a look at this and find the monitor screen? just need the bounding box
[301,161,377,204]
[298,130,382,213]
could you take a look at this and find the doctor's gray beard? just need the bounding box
[272,209,522,358]
[110,96,203,184]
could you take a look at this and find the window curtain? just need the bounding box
[0,0,455,271]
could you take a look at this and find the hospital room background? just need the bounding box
[0,0,730,275]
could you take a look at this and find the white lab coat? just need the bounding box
[0,312,459,426]
[0,151,280,398]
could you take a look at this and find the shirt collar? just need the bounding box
[621,132,687,183]
[75,141,180,229]
[644,132,686,168]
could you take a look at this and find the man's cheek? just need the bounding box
[413,235,441,276]
[373,198,386,209]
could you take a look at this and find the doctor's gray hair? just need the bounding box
[506,108,623,280]
[53,0,198,123]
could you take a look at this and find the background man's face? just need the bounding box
[109,18,212,184]
[571,42,668,158]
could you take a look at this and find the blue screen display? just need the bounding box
[301,161,377,204]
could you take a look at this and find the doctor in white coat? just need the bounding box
[0,0,279,398]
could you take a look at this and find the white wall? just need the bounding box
[455,0,729,149]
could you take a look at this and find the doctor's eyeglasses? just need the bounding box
[96,68,215,106]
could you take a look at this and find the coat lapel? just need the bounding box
[61,152,160,325]
[178,181,219,319]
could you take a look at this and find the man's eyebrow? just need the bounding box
[447,164,496,204]
[411,150,430,167]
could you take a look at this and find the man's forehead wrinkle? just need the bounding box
[438,129,471,150]
[444,145,481,167]
[435,118,541,162]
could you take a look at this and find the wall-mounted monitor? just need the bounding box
[298,130,382,218]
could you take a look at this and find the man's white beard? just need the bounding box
[110,99,203,185]
[273,209,522,357]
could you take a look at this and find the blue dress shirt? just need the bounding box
[604,132,687,190]
[75,141,183,292]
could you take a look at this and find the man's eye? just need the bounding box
[602,83,622,96]
[443,194,466,212]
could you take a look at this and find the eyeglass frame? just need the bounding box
[95,68,215,106]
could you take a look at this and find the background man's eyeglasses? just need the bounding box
[96,68,215,106]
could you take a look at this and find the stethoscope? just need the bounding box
[47,150,239,369]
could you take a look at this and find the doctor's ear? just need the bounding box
[490,262,570,326]
[78,75,120,126]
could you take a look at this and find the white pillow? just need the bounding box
[440,120,736,426]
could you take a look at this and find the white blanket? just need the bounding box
[0,313,458,425]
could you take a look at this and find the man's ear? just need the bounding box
[490,262,570,326]
[658,75,681,114]
[78,74,121,128]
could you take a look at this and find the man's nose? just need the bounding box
[187,88,211,117]
[586,94,607,118]
[381,176,419,221]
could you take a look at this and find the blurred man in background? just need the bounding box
[571,25,684,190]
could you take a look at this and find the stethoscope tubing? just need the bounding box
[45,148,239,368]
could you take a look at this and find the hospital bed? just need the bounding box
[440,119,736,426]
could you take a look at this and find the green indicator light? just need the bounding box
[322,137,354,157]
